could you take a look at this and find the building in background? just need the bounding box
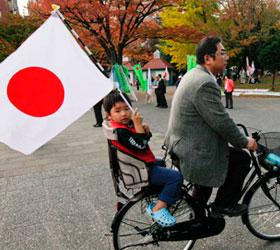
[142,50,175,85]
[124,50,176,86]
[0,0,19,17]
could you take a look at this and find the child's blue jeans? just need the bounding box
[148,159,183,205]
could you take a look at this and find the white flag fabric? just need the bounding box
[251,61,255,75]
[246,56,250,76]
[163,66,170,81]
[246,56,254,76]
[0,13,113,155]
[147,68,152,95]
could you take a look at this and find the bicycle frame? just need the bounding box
[237,124,280,211]
[178,124,280,216]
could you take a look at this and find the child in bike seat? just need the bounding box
[103,90,183,227]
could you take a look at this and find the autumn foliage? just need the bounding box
[0,14,42,62]
[159,0,280,70]
[29,0,179,67]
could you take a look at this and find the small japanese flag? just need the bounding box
[0,13,113,155]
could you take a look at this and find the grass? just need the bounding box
[235,76,280,91]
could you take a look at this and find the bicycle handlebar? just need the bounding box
[236,123,263,172]
[237,123,261,141]
[237,123,249,136]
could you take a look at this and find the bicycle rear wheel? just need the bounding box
[112,187,201,250]
[243,175,280,240]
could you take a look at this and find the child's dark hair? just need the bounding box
[103,90,131,113]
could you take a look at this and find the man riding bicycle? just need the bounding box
[165,36,258,217]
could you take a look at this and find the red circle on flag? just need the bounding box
[7,67,65,117]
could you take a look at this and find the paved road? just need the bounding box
[0,87,280,249]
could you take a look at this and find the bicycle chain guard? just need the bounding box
[153,216,225,241]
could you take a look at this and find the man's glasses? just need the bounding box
[216,51,228,57]
[209,51,228,57]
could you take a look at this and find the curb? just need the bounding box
[233,89,280,97]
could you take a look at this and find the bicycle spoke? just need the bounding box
[248,203,279,215]
[244,175,280,240]
[113,190,198,250]
[119,238,156,250]
[122,218,151,226]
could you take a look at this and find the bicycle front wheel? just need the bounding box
[243,175,280,240]
[112,188,201,250]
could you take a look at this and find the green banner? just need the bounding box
[112,64,130,93]
[187,55,197,71]
[133,64,147,92]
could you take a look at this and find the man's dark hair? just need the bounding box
[196,36,222,65]
[226,73,232,79]
[103,90,131,113]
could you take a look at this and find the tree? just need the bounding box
[217,0,280,68]
[158,0,219,70]
[159,0,280,70]
[258,34,280,90]
[29,0,178,67]
[0,14,42,62]
[124,39,155,64]
[0,38,14,62]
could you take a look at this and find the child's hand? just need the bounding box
[142,123,150,135]
[132,109,145,133]
[132,109,143,126]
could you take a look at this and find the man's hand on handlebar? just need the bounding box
[246,137,258,151]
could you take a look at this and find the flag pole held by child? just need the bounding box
[118,88,135,113]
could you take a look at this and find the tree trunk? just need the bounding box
[272,72,276,91]
[117,44,123,65]
[105,46,116,66]
[107,46,123,65]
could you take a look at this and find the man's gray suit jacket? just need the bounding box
[165,65,248,187]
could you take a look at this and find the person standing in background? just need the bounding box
[216,74,223,87]
[93,99,103,127]
[175,75,182,88]
[135,79,140,91]
[155,74,168,108]
[239,68,246,84]
[224,74,235,109]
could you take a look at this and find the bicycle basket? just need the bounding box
[258,132,280,155]
[257,132,280,169]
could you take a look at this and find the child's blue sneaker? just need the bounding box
[146,202,156,216]
[146,203,176,227]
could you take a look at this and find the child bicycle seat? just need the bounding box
[102,120,150,197]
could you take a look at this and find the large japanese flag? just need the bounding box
[0,13,113,155]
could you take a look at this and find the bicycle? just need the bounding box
[103,122,280,250]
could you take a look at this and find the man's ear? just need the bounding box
[204,54,211,63]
